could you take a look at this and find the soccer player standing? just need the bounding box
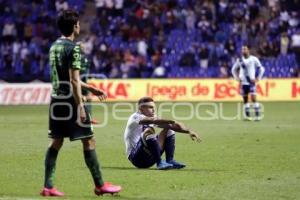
[231,45,265,121]
[40,10,121,196]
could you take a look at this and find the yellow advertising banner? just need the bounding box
[88,79,300,102]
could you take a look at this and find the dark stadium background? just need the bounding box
[0,0,299,82]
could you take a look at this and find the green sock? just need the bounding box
[44,147,58,188]
[84,149,104,187]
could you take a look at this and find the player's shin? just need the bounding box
[84,149,104,187]
[254,102,261,118]
[44,147,59,188]
[145,135,162,164]
[164,131,175,162]
[243,103,250,118]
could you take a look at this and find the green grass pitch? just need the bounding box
[0,102,300,200]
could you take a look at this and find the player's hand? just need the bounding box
[79,105,87,123]
[90,87,107,101]
[189,131,201,143]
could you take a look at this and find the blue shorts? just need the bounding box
[128,138,159,168]
[240,84,256,96]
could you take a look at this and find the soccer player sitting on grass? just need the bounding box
[124,97,201,170]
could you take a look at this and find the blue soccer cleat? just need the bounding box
[167,160,186,169]
[157,160,173,170]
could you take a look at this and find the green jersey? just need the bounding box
[80,55,89,83]
[80,55,90,95]
[49,38,81,96]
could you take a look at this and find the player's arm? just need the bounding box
[139,117,175,126]
[167,121,201,142]
[80,81,107,101]
[231,60,240,81]
[69,68,86,122]
[255,58,265,81]
[139,117,201,142]
[70,45,86,122]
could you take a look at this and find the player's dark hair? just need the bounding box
[57,9,79,37]
[138,97,154,105]
[242,43,251,49]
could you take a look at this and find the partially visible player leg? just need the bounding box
[81,137,121,195]
[251,94,261,121]
[41,138,64,196]
[161,130,186,169]
[243,95,251,120]
[241,85,251,120]
[143,128,172,170]
[250,83,261,121]
[82,138,104,187]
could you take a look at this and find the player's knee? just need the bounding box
[145,133,157,141]
[142,127,155,140]
[50,138,64,150]
[166,130,175,137]
[82,137,96,150]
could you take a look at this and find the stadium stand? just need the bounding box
[0,0,299,82]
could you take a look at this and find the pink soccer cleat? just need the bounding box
[94,182,122,196]
[40,187,64,197]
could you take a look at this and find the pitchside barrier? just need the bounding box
[1,79,300,105]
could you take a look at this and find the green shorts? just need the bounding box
[48,96,93,141]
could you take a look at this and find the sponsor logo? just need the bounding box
[292,81,300,98]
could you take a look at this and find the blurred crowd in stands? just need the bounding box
[0,0,300,82]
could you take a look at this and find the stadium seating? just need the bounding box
[0,0,299,82]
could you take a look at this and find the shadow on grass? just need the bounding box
[102,166,226,173]
[78,194,174,200]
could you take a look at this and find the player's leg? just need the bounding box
[241,85,251,120]
[157,128,168,149]
[41,138,64,196]
[41,96,72,196]
[142,128,173,170]
[243,95,251,119]
[249,83,261,120]
[44,138,64,188]
[82,137,104,187]
[81,137,121,195]
[160,129,186,169]
[250,94,261,120]
[142,128,162,164]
